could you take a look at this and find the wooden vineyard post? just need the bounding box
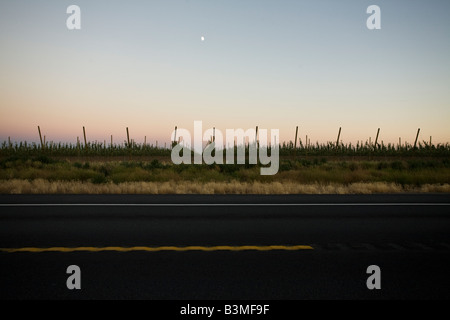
[374,128,380,149]
[294,126,298,156]
[336,127,341,149]
[83,126,87,150]
[38,126,44,149]
[305,135,308,156]
[172,126,177,149]
[414,128,420,149]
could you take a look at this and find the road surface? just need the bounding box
[0,194,449,300]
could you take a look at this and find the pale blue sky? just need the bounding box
[1,0,449,145]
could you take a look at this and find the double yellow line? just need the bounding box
[0,245,313,253]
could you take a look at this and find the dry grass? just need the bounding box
[1,179,449,194]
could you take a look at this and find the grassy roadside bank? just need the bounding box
[0,155,449,194]
[1,180,449,194]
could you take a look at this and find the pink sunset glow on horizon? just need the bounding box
[1,1,449,147]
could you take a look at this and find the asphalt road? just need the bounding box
[0,194,449,300]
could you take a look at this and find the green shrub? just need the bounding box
[32,155,54,164]
[279,160,293,172]
[377,162,389,170]
[348,162,358,171]
[219,164,240,174]
[149,159,163,169]
[298,159,312,167]
[99,165,111,176]
[391,161,405,170]
[73,162,83,168]
[91,174,108,184]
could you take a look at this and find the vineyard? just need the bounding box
[2,125,449,159]
[1,128,449,194]
[1,139,449,158]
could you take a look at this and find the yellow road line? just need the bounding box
[0,245,313,253]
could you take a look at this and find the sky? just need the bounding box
[0,0,449,146]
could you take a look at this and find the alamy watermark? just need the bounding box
[170,121,280,175]
[66,5,81,30]
[65,4,381,31]
[366,265,381,290]
[366,5,381,30]
[66,265,81,290]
